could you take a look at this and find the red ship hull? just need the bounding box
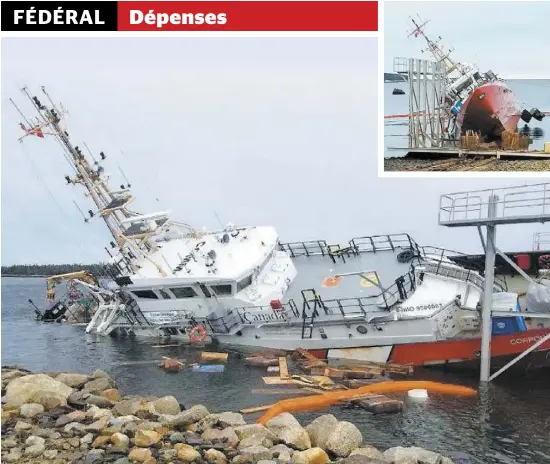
[456,81,520,142]
[308,328,550,373]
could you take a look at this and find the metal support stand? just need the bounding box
[438,183,550,383]
[480,195,497,381]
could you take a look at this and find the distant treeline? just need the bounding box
[1,263,115,277]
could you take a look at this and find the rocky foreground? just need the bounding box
[2,366,454,464]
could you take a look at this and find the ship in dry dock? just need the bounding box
[406,16,545,144]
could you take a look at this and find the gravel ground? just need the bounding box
[384,157,550,172]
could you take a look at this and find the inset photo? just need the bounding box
[383,2,550,173]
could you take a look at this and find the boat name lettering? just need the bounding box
[145,311,193,324]
[510,335,544,345]
[241,310,287,323]
[396,303,442,312]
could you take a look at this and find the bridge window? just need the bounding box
[158,289,172,299]
[211,284,233,296]
[237,275,253,292]
[170,287,197,299]
[133,290,158,299]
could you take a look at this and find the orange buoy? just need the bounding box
[257,380,477,424]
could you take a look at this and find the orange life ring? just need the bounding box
[189,325,207,343]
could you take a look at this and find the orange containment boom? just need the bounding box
[257,380,477,424]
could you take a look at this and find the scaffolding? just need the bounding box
[393,57,448,149]
[438,183,550,382]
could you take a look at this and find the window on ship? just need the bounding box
[158,289,172,299]
[237,274,253,292]
[211,284,233,296]
[132,290,158,299]
[170,287,197,299]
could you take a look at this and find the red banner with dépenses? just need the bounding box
[117,1,378,31]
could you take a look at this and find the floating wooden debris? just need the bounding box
[279,357,289,379]
[159,357,184,372]
[200,352,229,363]
[342,394,404,414]
[262,377,296,385]
[240,404,276,414]
[245,356,279,367]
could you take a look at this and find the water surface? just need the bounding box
[2,277,550,464]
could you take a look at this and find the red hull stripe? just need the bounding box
[389,329,550,366]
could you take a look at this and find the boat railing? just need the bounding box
[439,183,550,227]
[278,233,419,259]
[417,245,508,291]
[418,260,506,293]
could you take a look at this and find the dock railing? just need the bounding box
[439,183,550,227]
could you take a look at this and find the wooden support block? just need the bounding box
[279,357,289,379]
[200,352,229,363]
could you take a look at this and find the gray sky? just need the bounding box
[1,37,548,265]
[385,1,550,78]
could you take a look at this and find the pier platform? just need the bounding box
[405,147,550,160]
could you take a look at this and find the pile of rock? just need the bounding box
[1,366,454,464]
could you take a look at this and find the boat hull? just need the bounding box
[457,81,520,142]
[217,328,550,373]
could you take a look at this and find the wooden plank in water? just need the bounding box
[279,357,289,379]
[262,377,296,385]
[240,404,276,414]
[251,389,315,395]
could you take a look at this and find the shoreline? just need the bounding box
[1,365,455,464]
[384,157,550,172]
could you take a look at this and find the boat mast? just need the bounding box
[409,17,467,77]
[13,86,170,276]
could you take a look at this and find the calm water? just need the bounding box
[384,79,550,157]
[2,277,550,464]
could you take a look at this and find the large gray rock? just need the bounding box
[83,377,115,395]
[159,404,209,427]
[56,373,90,388]
[68,391,113,409]
[24,435,46,457]
[113,399,143,416]
[219,411,246,427]
[5,374,73,409]
[271,444,294,461]
[234,424,278,443]
[238,434,274,450]
[266,413,311,450]
[19,403,45,418]
[305,414,338,449]
[202,427,240,447]
[383,447,444,464]
[151,396,181,415]
[325,421,362,457]
[350,446,385,461]
[339,456,388,464]
[239,445,274,462]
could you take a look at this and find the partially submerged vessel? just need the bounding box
[12,87,550,373]
[404,16,545,143]
[30,271,101,324]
